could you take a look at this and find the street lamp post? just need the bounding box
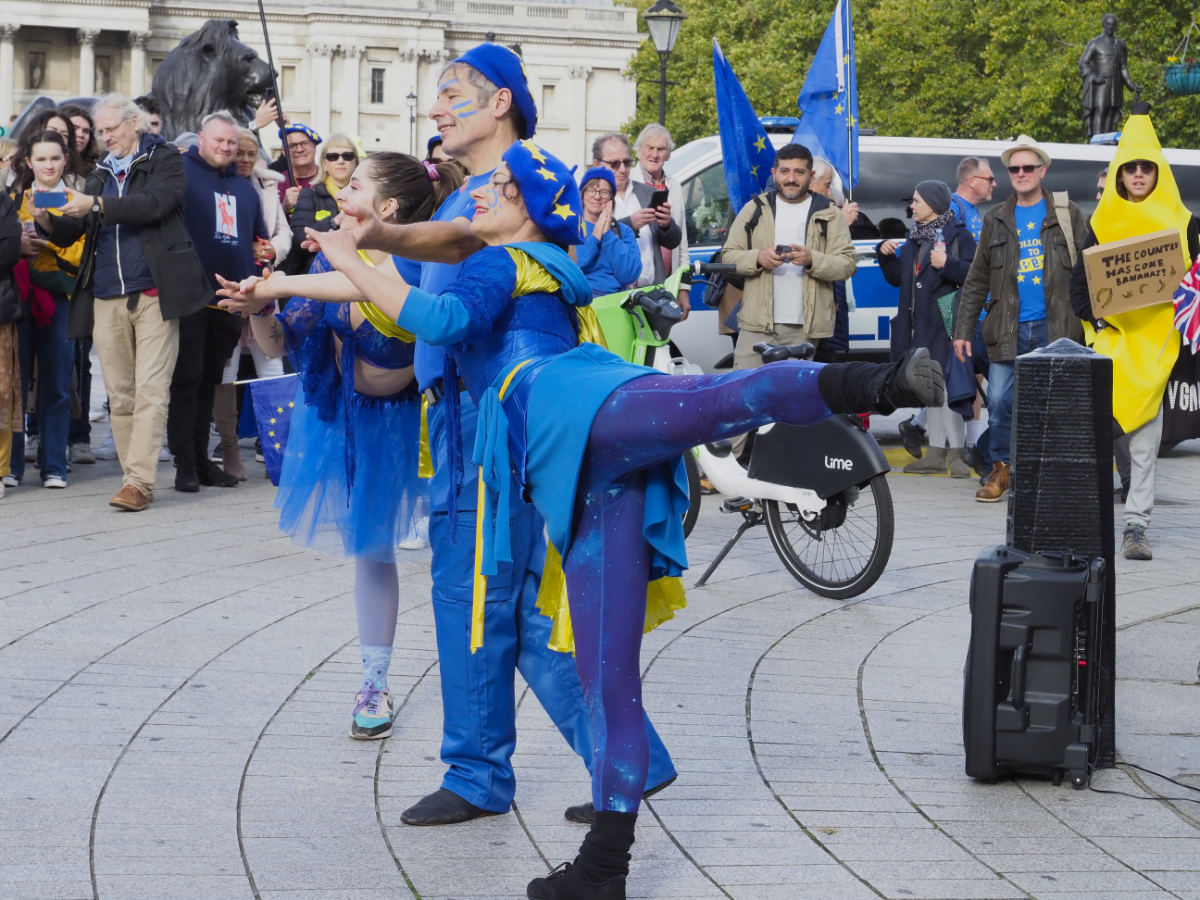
[643,0,686,125]
[406,89,418,155]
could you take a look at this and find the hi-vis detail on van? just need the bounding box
[664,127,1200,371]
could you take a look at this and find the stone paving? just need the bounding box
[1,424,1198,900]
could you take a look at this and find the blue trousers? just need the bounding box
[985,318,1048,465]
[13,296,72,482]
[427,394,675,812]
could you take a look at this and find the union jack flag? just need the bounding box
[1173,256,1200,353]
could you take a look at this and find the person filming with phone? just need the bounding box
[9,129,87,489]
[721,142,857,372]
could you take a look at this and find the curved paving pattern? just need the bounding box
[2,432,1198,900]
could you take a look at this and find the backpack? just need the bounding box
[700,194,768,308]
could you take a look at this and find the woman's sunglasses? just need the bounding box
[324,151,357,162]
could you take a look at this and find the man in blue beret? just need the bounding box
[272,123,322,215]
[332,42,677,827]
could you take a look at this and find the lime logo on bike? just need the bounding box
[825,456,855,470]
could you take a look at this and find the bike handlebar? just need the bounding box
[689,260,738,276]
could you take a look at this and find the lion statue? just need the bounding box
[151,19,273,139]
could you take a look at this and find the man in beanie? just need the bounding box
[953,135,1087,502]
[318,42,676,828]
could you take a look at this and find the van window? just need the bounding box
[684,163,732,246]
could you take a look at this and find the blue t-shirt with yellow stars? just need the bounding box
[1014,198,1047,322]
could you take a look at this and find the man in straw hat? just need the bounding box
[953,134,1087,503]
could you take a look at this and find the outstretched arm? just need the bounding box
[305,228,413,320]
[333,200,483,264]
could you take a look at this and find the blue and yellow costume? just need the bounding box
[274,251,425,561]
[413,170,677,815]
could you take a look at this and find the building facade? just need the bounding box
[0,0,642,164]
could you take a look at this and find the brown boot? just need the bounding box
[213,383,247,481]
[947,448,972,479]
[975,461,1010,502]
[903,446,947,475]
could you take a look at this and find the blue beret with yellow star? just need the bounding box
[503,139,584,246]
[455,43,538,140]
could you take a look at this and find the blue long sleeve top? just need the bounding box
[575,219,641,296]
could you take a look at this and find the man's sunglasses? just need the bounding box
[324,151,357,162]
[600,157,634,170]
[1007,164,1043,175]
[1121,160,1156,175]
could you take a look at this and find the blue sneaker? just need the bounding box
[350,687,393,740]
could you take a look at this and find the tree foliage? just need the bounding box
[620,0,1200,149]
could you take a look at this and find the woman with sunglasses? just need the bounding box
[576,167,641,296]
[221,139,942,900]
[286,133,359,274]
[1068,105,1199,562]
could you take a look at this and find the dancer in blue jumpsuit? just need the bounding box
[296,139,945,899]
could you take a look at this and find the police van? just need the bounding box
[665,121,1200,370]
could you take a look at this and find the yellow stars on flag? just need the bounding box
[536,165,556,182]
[750,164,759,179]
[269,416,278,424]
[522,140,547,164]
[288,401,295,408]
[835,103,844,115]
[753,135,766,153]
[276,406,284,414]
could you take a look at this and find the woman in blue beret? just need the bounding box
[576,166,642,296]
[221,139,943,900]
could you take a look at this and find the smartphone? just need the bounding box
[648,189,670,209]
[775,244,792,255]
[34,191,69,208]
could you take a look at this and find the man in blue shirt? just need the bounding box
[952,136,1086,502]
[335,44,675,829]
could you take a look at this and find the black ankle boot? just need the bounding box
[818,347,945,415]
[527,810,635,900]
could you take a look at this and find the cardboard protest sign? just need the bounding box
[1082,229,1185,319]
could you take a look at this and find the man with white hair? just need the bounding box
[632,123,689,281]
[39,93,209,511]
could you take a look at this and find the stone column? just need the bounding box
[78,29,99,97]
[308,41,334,139]
[128,31,150,97]
[339,44,363,135]
[0,26,17,118]
[568,65,592,159]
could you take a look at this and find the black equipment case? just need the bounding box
[963,546,1106,787]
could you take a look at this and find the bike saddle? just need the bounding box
[752,342,816,363]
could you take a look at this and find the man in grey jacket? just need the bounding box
[953,135,1086,503]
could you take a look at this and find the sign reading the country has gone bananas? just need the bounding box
[1083,228,1185,318]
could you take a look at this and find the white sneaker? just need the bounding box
[24,435,38,462]
[92,434,118,460]
[1,475,17,488]
[0,481,5,499]
[44,475,67,489]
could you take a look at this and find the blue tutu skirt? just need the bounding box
[275,389,425,562]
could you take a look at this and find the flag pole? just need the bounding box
[254,0,296,187]
[844,0,853,202]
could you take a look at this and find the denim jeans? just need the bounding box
[985,318,1049,465]
[13,296,72,482]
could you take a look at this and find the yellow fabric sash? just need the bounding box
[418,396,433,478]
[470,359,534,652]
[351,250,416,342]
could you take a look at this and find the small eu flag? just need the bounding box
[793,0,860,189]
[713,39,775,215]
[247,373,299,486]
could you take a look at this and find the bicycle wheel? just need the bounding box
[682,451,701,538]
[763,473,894,599]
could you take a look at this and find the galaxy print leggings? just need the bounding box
[561,361,831,813]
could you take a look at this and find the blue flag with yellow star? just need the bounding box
[792,0,859,189]
[713,39,774,215]
[248,373,299,486]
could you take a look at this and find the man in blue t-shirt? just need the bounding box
[952,136,1086,503]
[950,156,994,242]
[334,44,675,830]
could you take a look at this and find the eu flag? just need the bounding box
[247,373,299,486]
[792,0,859,189]
[713,39,775,214]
